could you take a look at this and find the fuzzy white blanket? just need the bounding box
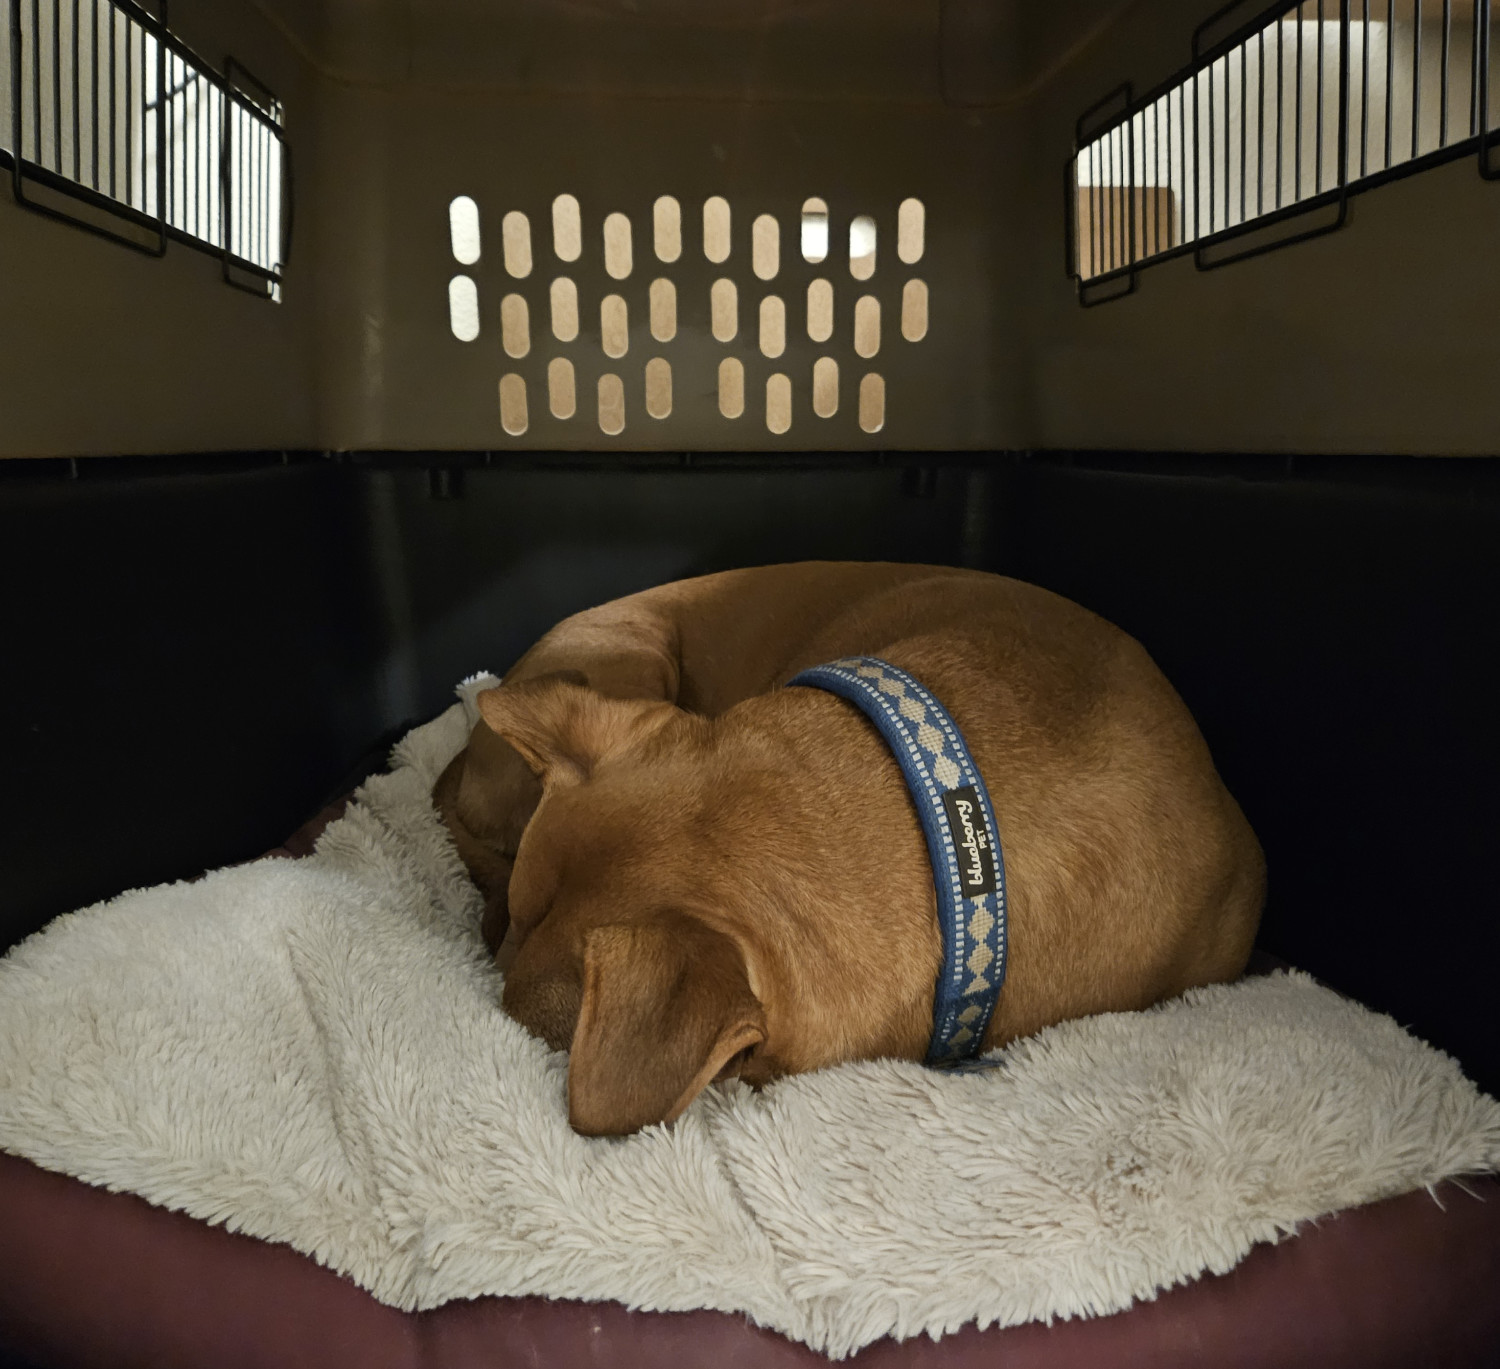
[2,677,1498,1358]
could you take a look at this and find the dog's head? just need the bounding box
[477,677,773,1137]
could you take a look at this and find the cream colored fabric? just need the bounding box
[2,677,1498,1358]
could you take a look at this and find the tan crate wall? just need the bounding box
[2,0,1497,456]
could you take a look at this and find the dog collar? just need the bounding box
[786,657,1008,1064]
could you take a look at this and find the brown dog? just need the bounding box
[433,562,1264,1136]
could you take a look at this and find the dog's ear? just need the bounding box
[568,916,766,1136]
[476,676,674,789]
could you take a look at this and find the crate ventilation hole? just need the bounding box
[446,194,928,438]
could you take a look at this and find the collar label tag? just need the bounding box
[942,786,997,898]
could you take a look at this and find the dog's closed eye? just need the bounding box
[715,1044,757,1082]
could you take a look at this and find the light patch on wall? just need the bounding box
[502,211,532,277]
[753,214,780,280]
[548,358,576,419]
[897,198,925,264]
[718,357,744,418]
[499,374,528,436]
[801,197,829,263]
[650,279,677,342]
[449,196,481,264]
[859,373,885,433]
[645,358,673,419]
[759,296,786,359]
[711,278,738,342]
[849,215,877,280]
[703,196,731,264]
[807,279,833,343]
[604,212,633,279]
[854,295,881,358]
[901,279,929,342]
[813,357,839,418]
[598,373,626,435]
[601,294,630,359]
[766,374,792,435]
[550,277,579,342]
[448,275,479,341]
[501,293,530,358]
[654,196,682,262]
[552,194,582,262]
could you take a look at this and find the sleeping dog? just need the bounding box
[433,563,1264,1136]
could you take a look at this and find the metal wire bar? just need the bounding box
[1470,0,1480,135]
[196,70,204,239]
[52,0,60,172]
[70,0,78,178]
[1148,101,1156,250]
[202,73,210,239]
[1296,7,1304,199]
[184,71,189,233]
[1385,0,1394,165]
[1147,103,1154,251]
[1277,15,1285,204]
[1152,102,1164,251]
[125,9,132,203]
[238,101,245,258]
[164,49,172,219]
[1237,43,1246,221]
[1167,85,1174,240]
[90,0,96,187]
[1441,0,1450,144]
[1207,56,1217,232]
[1413,0,1422,158]
[258,109,266,265]
[1191,68,1200,240]
[106,0,114,195]
[1173,83,1182,240]
[1483,0,1498,176]
[1110,124,1120,267]
[200,69,208,238]
[1317,0,1325,193]
[1360,0,1369,175]
[1258,26,1266,213]
[30,0,39,163]
[1091,141,1100,274]
[252,104,260,264]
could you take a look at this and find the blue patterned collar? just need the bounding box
[786,657,1009,1064]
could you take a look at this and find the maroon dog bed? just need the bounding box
[2,1151,1497,1369]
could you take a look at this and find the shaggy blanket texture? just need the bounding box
[2,678,1498,1358]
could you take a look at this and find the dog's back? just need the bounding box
[692,569,1265,1051]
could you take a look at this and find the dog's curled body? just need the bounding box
[433,563,1265,1135]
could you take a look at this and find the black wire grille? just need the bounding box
[1068,0,1498,303]
[1,0,288,297]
